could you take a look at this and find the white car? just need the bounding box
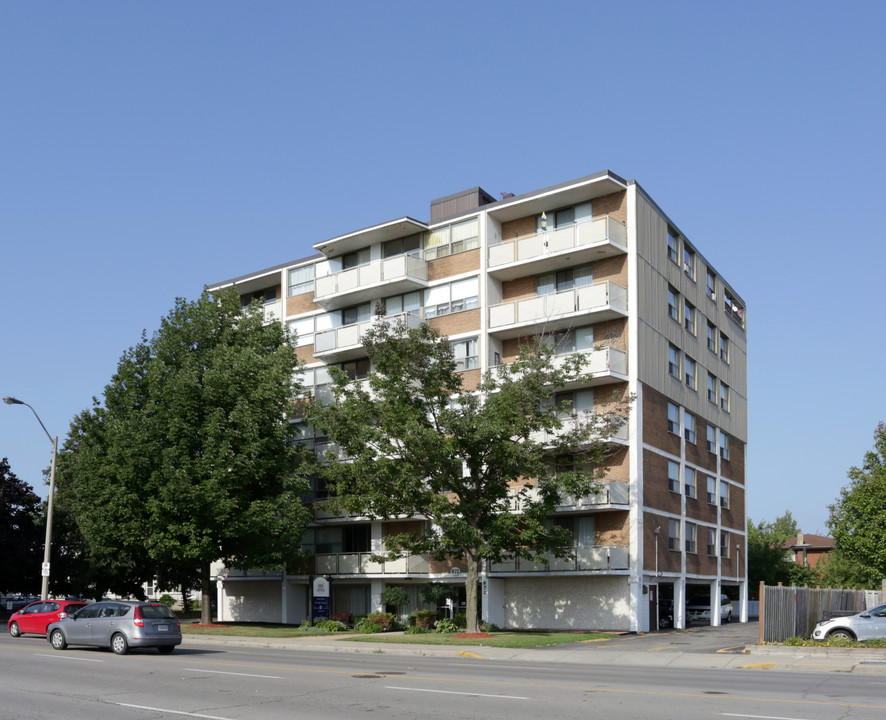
[686,594,733,623]
[811,604,886,641]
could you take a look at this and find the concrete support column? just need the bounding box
[370,579,385,613]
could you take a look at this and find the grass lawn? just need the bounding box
[337,631,614,648]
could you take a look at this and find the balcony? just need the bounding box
[313,254,429,310]
[529,414,629,446]
[493,346,628,390]
[313,552,431,575]
[488,545,629,573]
[488,216,627,281]
[488,281,628,338]
[313,312,423,362]
[557,481,630,509]
[261,301,282,324]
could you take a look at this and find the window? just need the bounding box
[719,432,730,460]
[384,233,421,259]
[288,312,335,347]
[706,476,717,504]
[667,228,679,263]
[667,286,680,322]
[341,302,371,326]
[719,481,730,509]
[684,302,696,335]
[553,389,594,418]
[684,467,696,499]
[425,277,479,318]
[684,355,696,389]
[341,248,371,270]
[288,265,315,296]
[540,201,592,232]
[685,522,697,553]
[384,290,422,317]
[667,402,680,435]
[668,519,681,551]
[241,287,276,308]
[544,325,595,354]
[668,345,681,379]
[537,264,593,296]
[706,270,716,300]
[720,530,730,558]
[720,333,730,363]
[668,460,680,493]
[452,337,479,371]
[684,412,696,443]
[724,290,745,327]
[683,246,696,280]
[707,322,717,353]
[340,358,370,381]
[425,218,479,260]
[720,383,730,412]
[707,528,717,556]
[707,373,717,404]
[706,425,717,454]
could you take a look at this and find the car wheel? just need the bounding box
[826,628,856,641]
[111,633,129,655]
[724,612,731,624]
[157,645,175,655]
[50,629,67,650]
[9,622,21,638]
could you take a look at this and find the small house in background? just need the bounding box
[784,532,835,568]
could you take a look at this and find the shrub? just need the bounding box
[158,594,175,607]
[354,620,384,634]
[380,586,410,611]
[405,625,433,634]
[408,610,438,629]
[452,611,467,628]
[435,618,459,634]
[365,611,398,630]
[314,619,348,632]
[331,613,352,626]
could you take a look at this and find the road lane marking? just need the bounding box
[33,652,104,662]
[116,703,233,719]
[185,668,282,679]
[722,714,811,720]
[386,686,527,700]
[737,662,774,669]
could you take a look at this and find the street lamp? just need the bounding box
[3,396,58,601]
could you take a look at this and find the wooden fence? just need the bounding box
[758,583,881,642]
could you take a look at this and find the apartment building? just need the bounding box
[207,170,748,632]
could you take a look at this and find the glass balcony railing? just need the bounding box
[488,281,627,332]
[313,254,428,309]
[488,545,629,573]
[489,215,627,273]
[312,552,432,575]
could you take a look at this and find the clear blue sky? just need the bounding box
[2,1,884,535]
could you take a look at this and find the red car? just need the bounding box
[8,600,87,637]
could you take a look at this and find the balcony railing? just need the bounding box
[488,545,629,573]
[313,312,423,361]
[488,281,627,334]
[261,301,282,324]
[529,414,629,446]
[507,481,629,512]
[489,216,627,277]
[313,552,431,575]
[313,254,428,309]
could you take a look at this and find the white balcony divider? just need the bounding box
[489,216,626,269]
[261,301,282,324]
[488,280,627,329]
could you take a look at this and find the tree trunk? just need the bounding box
[464,554,480,633]
[200,561,212,625]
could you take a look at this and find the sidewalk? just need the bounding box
[181,632,886,674]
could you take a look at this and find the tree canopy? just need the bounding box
[311,317,629,632]
[827,421,886,588]
[0,458,43,594]
[746,511,812,595]
[56,289,311,621]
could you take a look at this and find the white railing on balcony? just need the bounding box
[488,281,627,329]
[314,254,427,301]
[489,216,627,268]
[488,545,629,573]
[313,312,422,355]
[313,552,431,575]
[259,301,282,324]
[528,413,629,445]
[558,481,630,508]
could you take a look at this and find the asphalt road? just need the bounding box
[3,625,886,720]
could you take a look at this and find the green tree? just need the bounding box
[746,511,799,596]
[827,421,886,587]
[56,289,311,623]
[311,318,628,633]
[0,458,42,594]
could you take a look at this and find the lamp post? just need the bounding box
[3,396,58,601]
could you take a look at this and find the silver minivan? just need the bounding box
[46,601,182,655]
